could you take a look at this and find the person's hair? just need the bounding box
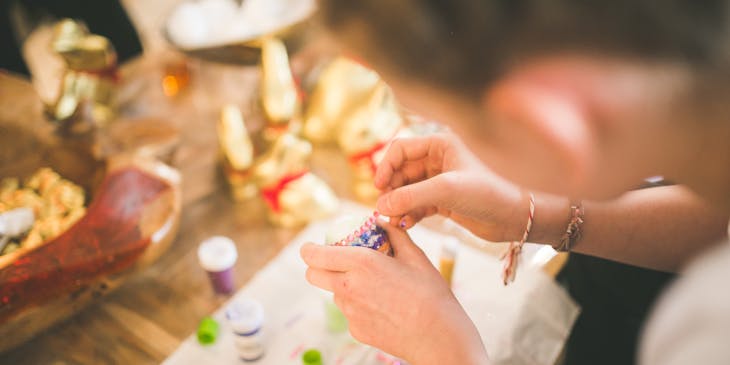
[318,0,730,97]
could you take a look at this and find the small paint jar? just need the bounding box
[198,236,238,295]
[226,298,265,362]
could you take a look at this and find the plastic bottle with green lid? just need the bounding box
[197,317,219,345]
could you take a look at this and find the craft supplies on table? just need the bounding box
[163,202,579,365]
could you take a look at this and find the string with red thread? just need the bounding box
[501,193,535,285]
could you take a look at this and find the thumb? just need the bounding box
[376,174,455,218]
[376,220,427,261]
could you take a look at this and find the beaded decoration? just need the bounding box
[331,211,392,255]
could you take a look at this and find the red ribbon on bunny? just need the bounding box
[260,171,309,213]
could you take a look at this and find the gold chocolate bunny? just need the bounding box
[253,133,339,227]
[338,81,406,201]
[48,19,118,128]
[303,58,381,144]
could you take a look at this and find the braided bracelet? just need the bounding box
[501,192,535,285]
[556,202,584,252]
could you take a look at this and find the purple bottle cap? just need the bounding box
[198,236,238,294]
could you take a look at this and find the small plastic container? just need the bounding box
[226,298,265,362]
[197,236,238,294]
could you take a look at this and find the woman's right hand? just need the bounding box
[375,133,532,243]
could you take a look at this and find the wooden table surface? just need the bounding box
[0,42,360,363]
[1,2,566,361]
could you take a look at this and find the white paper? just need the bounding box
[163,202,579,365]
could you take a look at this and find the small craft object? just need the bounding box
[47,19,118,129]
[226,298,266,362]
[218,104,258,201]
[254,133,338,227]
[197,316,220,345]
[439,239,458,288]
[303,58,381,144]
[197,236,238,295]
[260,37,300,137]
[337,81,405,202]
[326,212,392,255]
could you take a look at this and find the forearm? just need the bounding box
[529,185,728,272]
[409,298,490,365]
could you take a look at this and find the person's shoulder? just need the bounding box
[639,240,730,365]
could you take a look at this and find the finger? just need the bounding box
[387,160,429,190]
[300,243,364,272]
[374,136,438,190]
[388,215,403,227]
[401,206,438,229]
[376,220,427,260]
[305,267,343,292]
[376,175,454,217]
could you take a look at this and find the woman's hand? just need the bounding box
[375,133,530,243]
[300,222,488,365]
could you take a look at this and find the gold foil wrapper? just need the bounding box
[260,38,300,128]
[48,19,118,126]
[303,58,381,144]
[217,105,258,201]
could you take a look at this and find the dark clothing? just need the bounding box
[558,253,675,365]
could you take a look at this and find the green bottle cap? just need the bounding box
[302,349,323,365]
[197,316,219,345]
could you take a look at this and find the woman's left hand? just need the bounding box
[300,222,489,365]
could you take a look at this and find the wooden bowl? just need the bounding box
[0,73,182,353]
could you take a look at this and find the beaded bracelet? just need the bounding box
[556,202,584,252]
[501,192,535,285]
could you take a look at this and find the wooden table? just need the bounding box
[0,47,358,364]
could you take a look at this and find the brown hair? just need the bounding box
[318,0,730,96]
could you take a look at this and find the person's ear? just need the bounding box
[480,67,598,196]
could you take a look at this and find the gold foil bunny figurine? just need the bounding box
[260,37,301,138]
[303,58,381,144]
[218,104,258,201]
[47,19,118,129]
[253,133,339,227]
[338,81,405,201]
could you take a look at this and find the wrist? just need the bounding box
[409,298,489,365]
[528,194,572,248]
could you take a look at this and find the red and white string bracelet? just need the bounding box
[501,192,535,285]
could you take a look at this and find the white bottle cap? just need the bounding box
[197,236,238,272]
[226,298,264,335]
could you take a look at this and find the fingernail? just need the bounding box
[399,219,407,228]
